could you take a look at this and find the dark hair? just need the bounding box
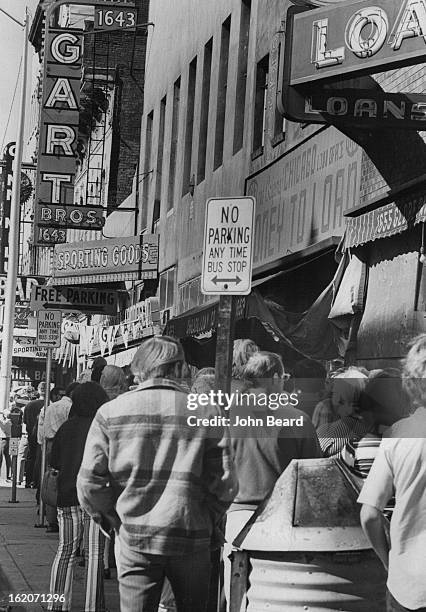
[65,381,80,398]
[359,370,409,424]
[50,386,64,401]
[91,357,107,382]
[71,382,109,419]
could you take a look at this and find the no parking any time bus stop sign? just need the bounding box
[201,197,255,296]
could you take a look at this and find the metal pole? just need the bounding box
[36,348,52,528]
[10,455,18,503]
[214,295,236,398]
[0,11,29,422]
[211,295,236,612]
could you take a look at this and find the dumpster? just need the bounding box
[230,457,386,611]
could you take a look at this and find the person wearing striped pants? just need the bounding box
[47,382,109,611]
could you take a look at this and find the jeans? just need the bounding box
[387,590,426,612]
[117,533,211,612]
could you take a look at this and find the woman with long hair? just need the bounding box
[48,382,109,612]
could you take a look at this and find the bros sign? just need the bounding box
[290,0,426,85]
[201,197,255,296]
[35,26,83,244]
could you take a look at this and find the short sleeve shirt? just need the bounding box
[357,408,426,609]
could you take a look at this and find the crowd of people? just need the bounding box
[0,334,425,612]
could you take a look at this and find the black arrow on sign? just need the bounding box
[42,303,105,312]
[212,276,242,286]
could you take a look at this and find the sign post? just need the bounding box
[201,197,255,295]
[201,197,255,612]
[9,438,20,504]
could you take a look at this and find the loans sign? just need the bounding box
[289,0,426,86]
[201,197,255,296]
[35,26,83,244]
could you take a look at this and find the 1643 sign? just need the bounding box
[94,6,137,31]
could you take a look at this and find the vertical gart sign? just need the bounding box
[202,197,255,295]
[0,143,15,273]
[36,310,62,348]
[35,27,83,244]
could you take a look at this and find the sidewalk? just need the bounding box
[0,481,120,611]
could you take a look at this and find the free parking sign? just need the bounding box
[201,197,255,295]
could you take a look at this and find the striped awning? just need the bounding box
[345,192,426,249]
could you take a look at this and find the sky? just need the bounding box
[0,0,39,155]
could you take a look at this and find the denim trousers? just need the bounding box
[387,590,426,612]
[117,534,211,612]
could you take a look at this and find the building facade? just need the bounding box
[137,0,426,368]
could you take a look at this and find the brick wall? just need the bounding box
[83,0,148,210]
[349,65,426,205]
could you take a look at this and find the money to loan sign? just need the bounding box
[201,197,255,296]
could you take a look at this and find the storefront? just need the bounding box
[344,189,426,368]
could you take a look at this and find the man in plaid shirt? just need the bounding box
[77,336,237,612]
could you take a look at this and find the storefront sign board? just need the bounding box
[246,128,361,271]
[37,204,105,231]
[35,27,83,244]
[13,337,48,359]
[201,197,255,295]
[52,234,159,283]
[290,0,426,86]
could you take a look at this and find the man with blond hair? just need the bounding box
[77,336,237,612]
[358,334,426,612]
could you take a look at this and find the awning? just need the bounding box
[345,191,426,249]
[106,346,139,367]
[164,291,306,367]
[164,251,348,367]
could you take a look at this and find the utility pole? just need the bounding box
[0,10,29,435]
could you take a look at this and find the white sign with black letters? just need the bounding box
[201,197,255,295]
[36,310,62,348]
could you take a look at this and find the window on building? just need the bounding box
[252,54,269,155]
[214,16,231,170]
[168,78,180,210]
[141,110,153,231]
[197,39,213,184]
[233,0,251,154]
[155,96,166,211]
[183,57,197,195]
[159,267,176,312]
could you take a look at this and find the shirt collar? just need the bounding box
[135,378,188,394]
